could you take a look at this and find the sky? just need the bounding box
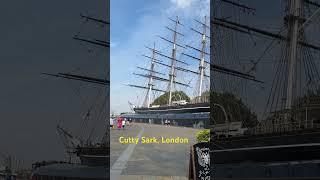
[0,0,108,168]
[111,0,210,114]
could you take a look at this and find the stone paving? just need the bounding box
[110,123,201,178]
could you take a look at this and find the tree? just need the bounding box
[266,90,320,125]
[208,91,258,128]
[201,91,210,98]
[152,91,190,106]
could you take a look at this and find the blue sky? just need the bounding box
[111,0,209,114]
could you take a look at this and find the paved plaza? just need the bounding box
[110,123,201,178]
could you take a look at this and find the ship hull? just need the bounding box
[213,142,320,164]
[76,146,109,166]
[212,128,320,149]
[212,160,320,180]
[133,102,209,114]
[123,103,210,128]
[211,129,320,179]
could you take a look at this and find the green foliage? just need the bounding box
[201,91,210,97]
[210,91,258,128]
[196,129,210,143]
[152,91,190,105]
[265,90,320,123]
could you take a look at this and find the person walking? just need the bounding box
[110,117,114,128]
[127,118,131,126]
[122,118,126,130]
[117,116,122,130]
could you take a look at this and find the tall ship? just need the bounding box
[210,0,320,179]
[123,16,214,128]
[31,9,109,180]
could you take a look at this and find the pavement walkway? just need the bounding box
[110,123,200,179]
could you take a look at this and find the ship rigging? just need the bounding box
[42,13,109,166]
[127,16,211,109]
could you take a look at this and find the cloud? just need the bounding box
[170,0,195,9]
[167,0,209,19]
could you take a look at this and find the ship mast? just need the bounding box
[167,16,183,105]
[189,17,210,97]
[285,0,302,115]
[129,36,195,108]
[183,17,210,98]
[198,16,208,97]
[143,43,157,108]
[284,0,320,121]
[130,16,189,107]
[127,45,168,107]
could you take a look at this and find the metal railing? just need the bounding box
[189,96,210,104]
[252,119,320,135]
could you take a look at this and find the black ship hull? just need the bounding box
[123,102,210,128]
[212,128,320,164]
[31,163,109,180]
[212,160,320,180]
[134,102,209,114]
[75,146,109,166]
[211,129,320,179]
[213,142,320,164]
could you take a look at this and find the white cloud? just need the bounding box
[170,0,195,9]
[167,0,210,19]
